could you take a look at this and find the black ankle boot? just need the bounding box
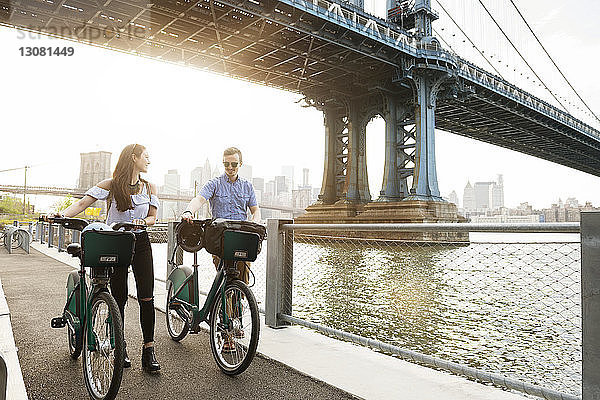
[142,346,160,372]
[123,342,131,368]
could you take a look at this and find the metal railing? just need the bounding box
[263,218,597,400]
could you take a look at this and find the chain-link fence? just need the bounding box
[290,235,580,396]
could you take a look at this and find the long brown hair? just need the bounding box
[111,143,148,212]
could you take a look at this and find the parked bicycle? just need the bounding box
[45,216,141,400]
[165,219,266,375]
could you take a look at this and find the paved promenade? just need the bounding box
[0,247,356,400]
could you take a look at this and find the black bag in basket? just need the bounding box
[204,219,267,259]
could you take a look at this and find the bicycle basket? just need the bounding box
[81,229,136,270]
[204,219,266,260]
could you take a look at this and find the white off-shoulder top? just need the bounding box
[85,183,159,226]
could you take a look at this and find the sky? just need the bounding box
[0,0,598,212]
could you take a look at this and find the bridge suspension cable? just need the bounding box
[474,0,569,113]
[507,0,600,124]
[433,0,505,78]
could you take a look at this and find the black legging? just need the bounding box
[110,231,155,344]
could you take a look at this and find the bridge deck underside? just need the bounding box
[0,0,396,98]
[437,90,600,177]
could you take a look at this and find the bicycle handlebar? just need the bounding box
[39,216,89,231]
[111,222,146,231]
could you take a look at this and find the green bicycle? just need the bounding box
[165,219,265,375]
[47,217,139,400]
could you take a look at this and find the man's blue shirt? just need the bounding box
[200,174,258,221]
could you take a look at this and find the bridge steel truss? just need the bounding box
[2,0,600,204]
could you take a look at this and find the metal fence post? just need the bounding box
[582,211,600,400]
[265,218,293,328]
[48,224,54,248]
[166,221,183,279]
[39,223,44,244]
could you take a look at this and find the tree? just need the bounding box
[52,194,75,213]
[0,196,23,214]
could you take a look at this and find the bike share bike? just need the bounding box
[166,218,266,375]
[45,216,141,400]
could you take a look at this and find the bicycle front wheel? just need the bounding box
[83,291,124,400]
[166,282,189,341]
[209,280,259,375]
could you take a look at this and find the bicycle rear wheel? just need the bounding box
[83,291,124,400]
[209,280,259,375]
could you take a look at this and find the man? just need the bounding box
[181,147,260,283]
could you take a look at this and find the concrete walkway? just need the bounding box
[1,243,529,400]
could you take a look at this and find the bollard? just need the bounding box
[48,224,54,248]
[265,218,293,328]
[58,226,65,252]
[582,211,600,400]
[28,223,33,240]
[166,221,183,279]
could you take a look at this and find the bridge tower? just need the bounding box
[78,151,112,189]
[297,0,465,239]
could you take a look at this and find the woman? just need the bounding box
[54,143,160,372]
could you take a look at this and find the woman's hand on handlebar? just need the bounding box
[132,218,147,227]
[42,212,64,222]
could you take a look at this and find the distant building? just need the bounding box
[542,200,598,222]
[281,166,294,190]
[160,169,189,221]
[463,175,504,213]
[190,166,203,190]
[302,168,310,187]
[275,176,289,195]
[447,190,459,207]
[463,181,475,211]
[252,177,265,193]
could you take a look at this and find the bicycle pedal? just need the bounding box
[51,317,67,328]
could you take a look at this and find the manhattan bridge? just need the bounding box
[1,0,599,224]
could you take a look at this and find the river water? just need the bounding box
[151,232,581,396]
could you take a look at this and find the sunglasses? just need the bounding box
[223,162,239,168]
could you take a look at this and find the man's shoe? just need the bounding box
[141,346,161,372]
[123,342,131,368]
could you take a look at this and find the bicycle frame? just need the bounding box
[167,253,233,332]
[63,262,116,352]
